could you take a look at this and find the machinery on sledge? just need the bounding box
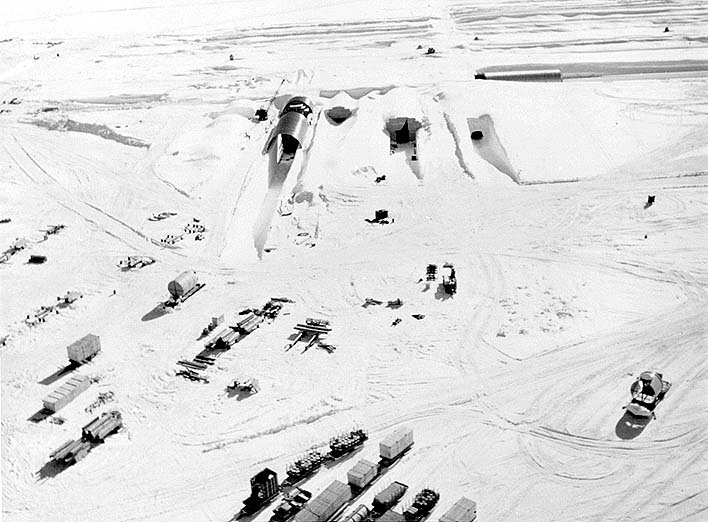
[625,371,671,418]
[441,263,457,295]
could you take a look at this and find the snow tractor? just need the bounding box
[626,371,671,418]
[441,263,457,295]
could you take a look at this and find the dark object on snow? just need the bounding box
[442,263,457,295]
[387,298,403,308]
[411,314,425,320]
[426,47,436,55]
[229,54,234,61]
[470,130,484,140]
[474,36,480,41]
[9,97,21,104]
[644,195,655,209]
[256,108,268,121]
[0,218,11,223]
[403,489,440,521]
[426,264,437,281]
[366,209,392,225]
[326,106,352,124]
[375,175,387,183]
[626,371,671,418]
[417,44,423,50]
[240,468,280,518]
[664,27,670,32]
[29,255,47,264]
[392,318,402,326]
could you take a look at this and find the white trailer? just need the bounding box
[43,375,91,412]
[379,427,414,462]
[67,334,101,364]
[347,459,377,489]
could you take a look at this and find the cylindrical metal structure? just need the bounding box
[168,270,198,299]
[342,504,370,522]
[475,69,562,82]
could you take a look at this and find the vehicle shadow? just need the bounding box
[27,408,53,423]
[36,460,66,480]
[141,303,170,322]
[434,283,453,301]
[615,411,651,440]
[38,362,78,386]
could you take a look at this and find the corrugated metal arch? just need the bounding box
[263,111,309,154]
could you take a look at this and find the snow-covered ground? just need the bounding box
[2,1,707,521]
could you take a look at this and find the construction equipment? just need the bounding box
[366,209,392,225]
[239,468,280,518]
[626,371,671,418]
[330,428,368,458]
[29,254,47,264]
[117,255,155,270]
[284,450,327,486]
[426,264,437,281]
[201,314,224,337]
[148,211,176,221]
[285,318,332,352]
[82,410,123,442]
[441,263,457,295]
[403,489,439,522]
[270,488,312,522]
[227,377,260,395]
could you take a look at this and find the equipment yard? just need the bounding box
[1,1,707,521]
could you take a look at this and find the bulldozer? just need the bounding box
[625,371,671,418]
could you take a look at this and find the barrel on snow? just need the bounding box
[168,270,198,300]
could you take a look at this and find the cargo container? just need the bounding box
[341,504,370,522]
[439,497,476,522]
[82,410,122,442]
[347,459,377,489]
[293,480,351,522]
[379,510,405,522]
[241,468,280,516]
[43,375,91,412]
[373,482,408,512]
[379,427,414,462]
[168,270,199,300]
[67,334,101,364]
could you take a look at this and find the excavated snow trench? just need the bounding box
[467,114,519,184]
[385,117,423,180]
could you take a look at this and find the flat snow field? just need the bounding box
[2,1,707,521]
